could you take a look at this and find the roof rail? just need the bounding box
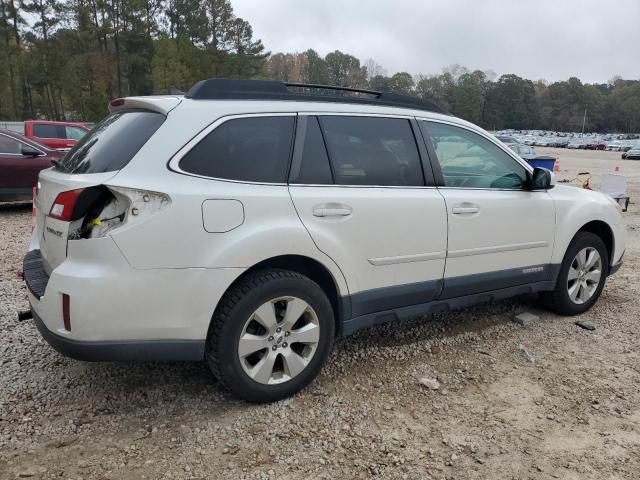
[184,79,446,114]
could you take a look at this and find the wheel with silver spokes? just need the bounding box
[239,297,320,385]
[567,247,602,304]
[206,269,334,402]
[543,232,608,315]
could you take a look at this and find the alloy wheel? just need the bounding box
[567,247,602,304]
[238,297,320,385]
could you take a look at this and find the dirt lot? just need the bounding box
[1,148,639,479]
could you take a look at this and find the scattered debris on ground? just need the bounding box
[575,320,596,331]
[513,311,540,326]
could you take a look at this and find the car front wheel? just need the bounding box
[205,269,335,402]
[543,232,609,315]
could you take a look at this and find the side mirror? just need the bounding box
[530,167,554,190]
[21,145,41,157]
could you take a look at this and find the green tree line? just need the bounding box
[266,53,640,133]
[1,1,639,132]
[0,0,267,121]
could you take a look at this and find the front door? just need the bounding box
[419,120,556,298]
[289,115,448,318]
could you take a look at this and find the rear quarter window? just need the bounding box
[60,111,165,174]
[178,116,295,183]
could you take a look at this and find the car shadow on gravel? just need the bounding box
[29,295,540,410]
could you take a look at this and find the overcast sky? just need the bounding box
[232,0,639,84]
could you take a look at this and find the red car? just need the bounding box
[23,120,90,151]
[0,128,64,202]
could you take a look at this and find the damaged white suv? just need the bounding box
[24,80,625,402]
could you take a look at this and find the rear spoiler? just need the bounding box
[108,96,182,115]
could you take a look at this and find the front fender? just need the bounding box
[549,185,625,265]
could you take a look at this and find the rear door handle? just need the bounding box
[452,203,480,215]
[313,203,352,217]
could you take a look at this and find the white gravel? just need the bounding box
[1,149,639,479]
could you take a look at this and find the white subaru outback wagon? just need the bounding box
[24,80,625,402]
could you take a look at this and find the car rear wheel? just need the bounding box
[542,232,608,315]
[205,269,335,402]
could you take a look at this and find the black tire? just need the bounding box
[205,269,335,403]
[542,232,609,315]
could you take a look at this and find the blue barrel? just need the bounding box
[526,155,556,171]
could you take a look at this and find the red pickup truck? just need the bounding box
[23,120,90,151]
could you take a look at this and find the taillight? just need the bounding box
[110,98,125,107]
[49,188,85,221]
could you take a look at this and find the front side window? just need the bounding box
[422,121,528,189]
[0,134,22,154]
[318,116,424,186]
[65,126,88,140]
[179,116,295,183]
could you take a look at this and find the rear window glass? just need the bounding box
[59,111,165,174]
[34,124,61,138]
[179,116,295,183]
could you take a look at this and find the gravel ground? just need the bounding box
[1,148,639,479]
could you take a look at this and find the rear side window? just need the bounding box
[33,124,61,138]
[179,116,295,183]
[60,111,165,174]
[318,116,424,186]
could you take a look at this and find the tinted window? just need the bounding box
[179,116,295,183]
[60,111,165,174]
[0,134,22,154]
[423,121,528,189]
[294,116,333,184]
[318,116,424,186]
[33,124,61,138]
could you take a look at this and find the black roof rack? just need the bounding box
[184,79,446,114]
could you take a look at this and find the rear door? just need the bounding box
[288,115,447,319]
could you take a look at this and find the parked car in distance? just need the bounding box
[496,135,518,145]
[606,141,624,151]
[508,143,537,160]
[24,79,626,402]
[584,140,606,150]
[23,120,90,151]
[0,128,64,202]
[622,146,640,160]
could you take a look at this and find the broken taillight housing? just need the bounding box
[49,188,86,221]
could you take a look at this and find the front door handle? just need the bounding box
[313,203,352,217]
[452,203,480,215]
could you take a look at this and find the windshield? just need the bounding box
[59,110,165,174]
